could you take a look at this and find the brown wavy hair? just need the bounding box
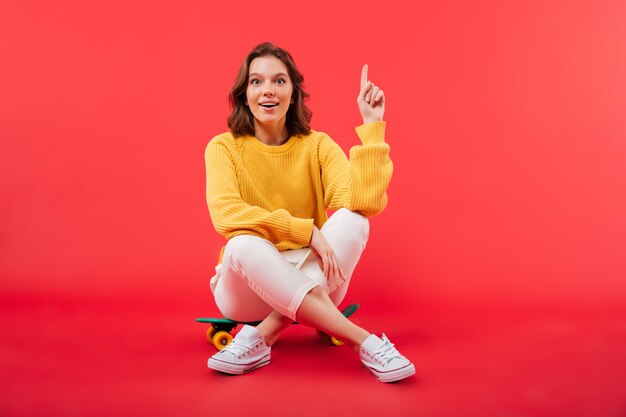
[227,42,312,137]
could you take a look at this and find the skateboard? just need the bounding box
[196,303,360,350]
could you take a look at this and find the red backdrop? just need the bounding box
[3,2,626,416]
[2,0,626,312]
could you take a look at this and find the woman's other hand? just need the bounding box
[357,64,385,124]
[309,225,346,291]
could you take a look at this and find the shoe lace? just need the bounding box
[224,339,262,359]
[373,335,403,365]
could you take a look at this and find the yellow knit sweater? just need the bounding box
[205,121,393,260]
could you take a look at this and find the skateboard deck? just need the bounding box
[197,303,360,350]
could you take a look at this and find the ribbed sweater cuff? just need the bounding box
[290,217,314,245]
[355,121,386,145]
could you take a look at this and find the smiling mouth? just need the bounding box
[260,103,279,108]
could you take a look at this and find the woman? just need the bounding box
[204,42,414,383]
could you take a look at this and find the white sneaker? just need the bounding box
[359,334,415,382]
[207,325,270,375]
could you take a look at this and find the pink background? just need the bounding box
[2,1,626,416]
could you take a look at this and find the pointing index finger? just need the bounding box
[361,64,368,88]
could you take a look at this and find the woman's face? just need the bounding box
[246,55,294,130]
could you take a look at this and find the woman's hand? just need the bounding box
[357,64,385,124]
[309,225,346,291]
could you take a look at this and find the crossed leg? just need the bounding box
[211,208,371,349]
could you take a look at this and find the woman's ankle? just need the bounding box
[256,314,292,346]
[255,324,276,346]
[349,330,372,353]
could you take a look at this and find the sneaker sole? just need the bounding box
[207,355,270,375]
[365,362,416,383]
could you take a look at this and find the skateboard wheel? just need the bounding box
[206,325,217,342]
[316,330,344,346]
[212,331,233,350]
[329,337,344,346]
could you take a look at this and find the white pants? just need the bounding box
[210,208,370,322]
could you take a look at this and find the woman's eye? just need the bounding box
[250,79,261,85]
[275,79,286,84]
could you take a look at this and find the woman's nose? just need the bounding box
[263,85,275,96]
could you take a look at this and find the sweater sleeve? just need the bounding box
[205,138,314,245]
[319,122,393,216]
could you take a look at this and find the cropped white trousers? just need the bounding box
[210,208,370,322]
